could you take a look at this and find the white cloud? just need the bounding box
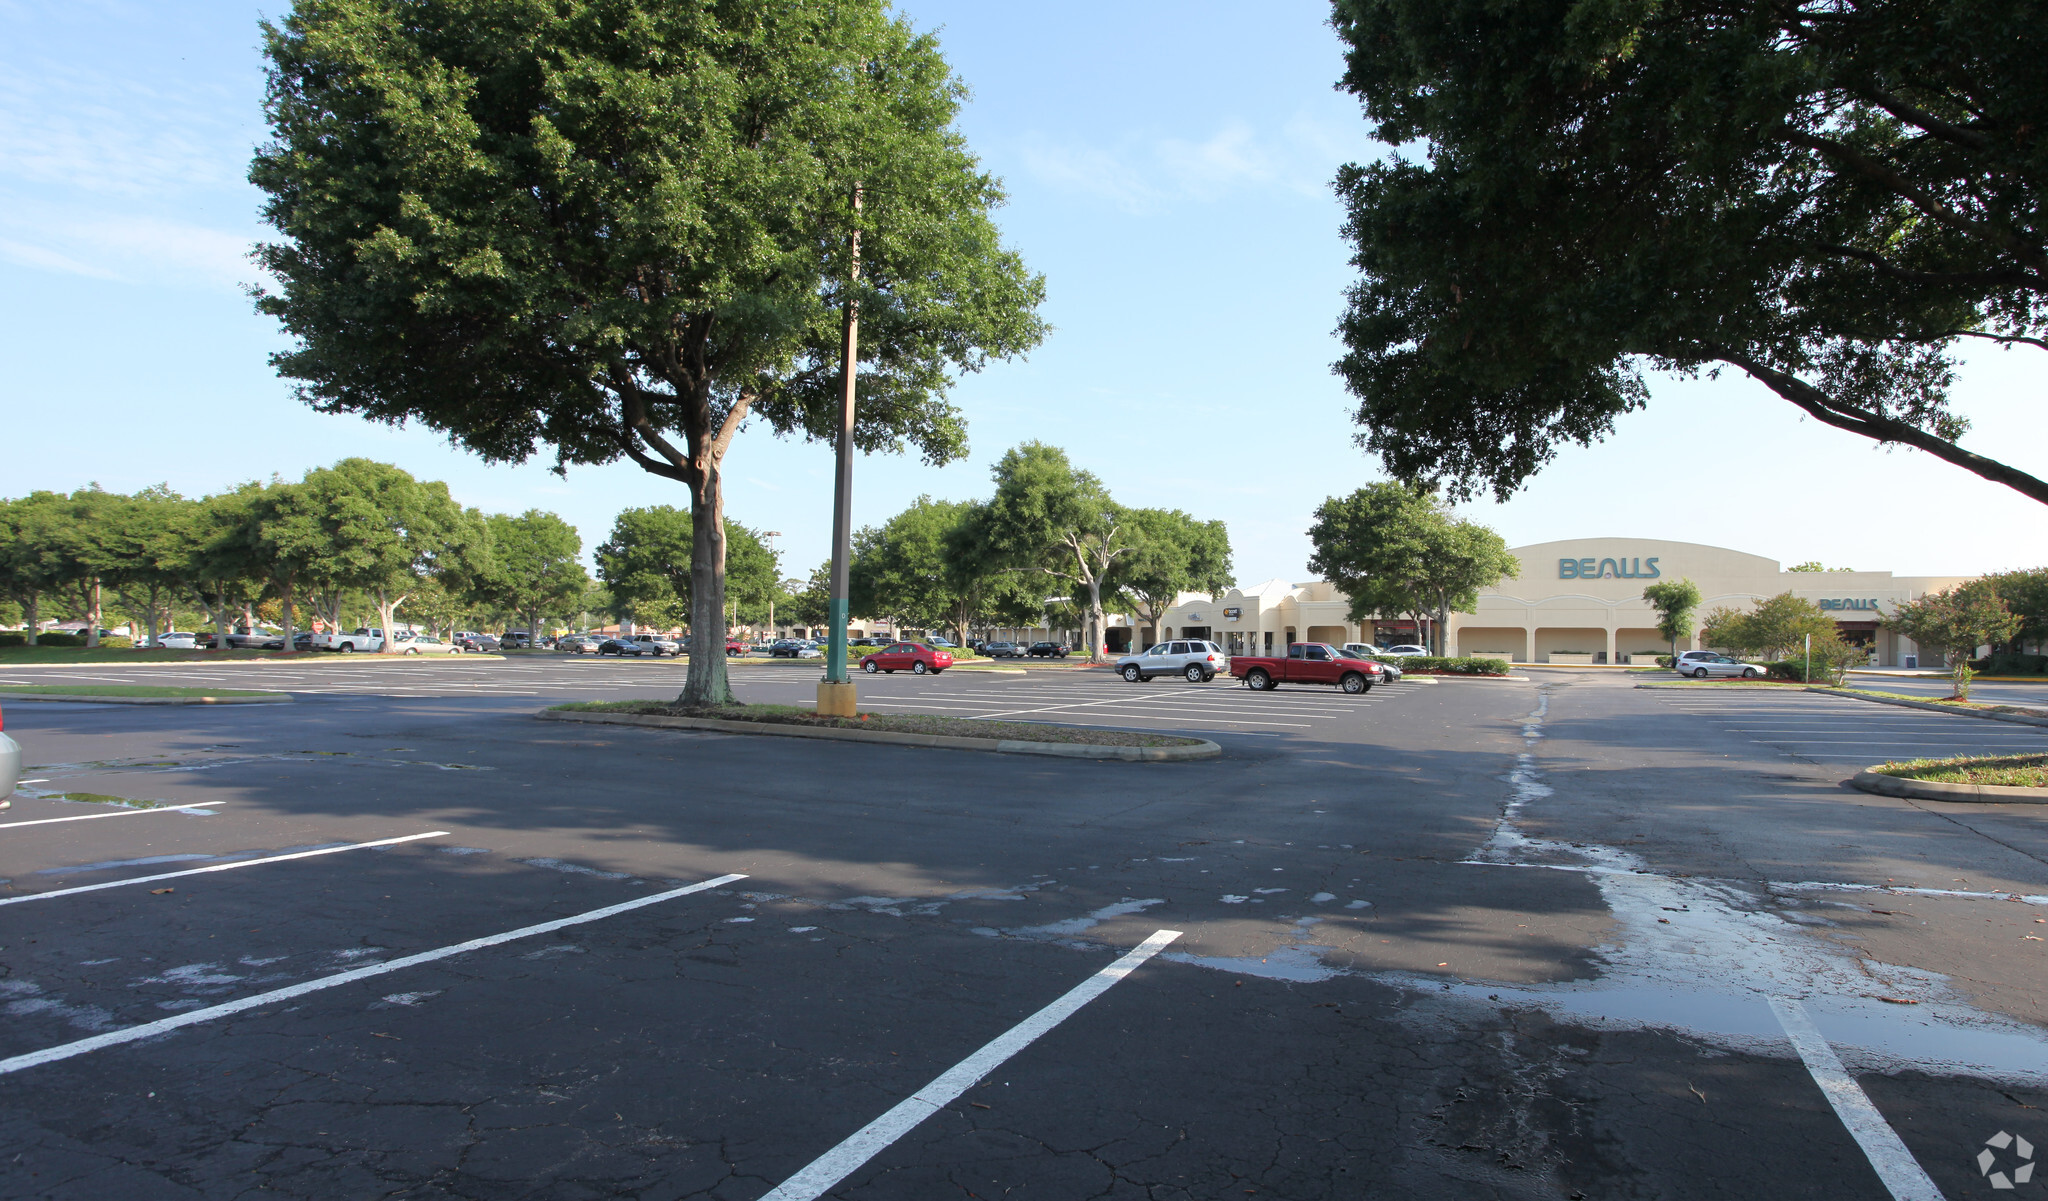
[1016,106,1375,212]
[0,236,120,280]
[0,207,261,289]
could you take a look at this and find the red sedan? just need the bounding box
[860,641,954,675]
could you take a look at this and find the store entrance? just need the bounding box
[1835,621,1879,665]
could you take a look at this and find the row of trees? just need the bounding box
[842,442,1233,659]
[0,461,592,651]
[1641,571,2047,695]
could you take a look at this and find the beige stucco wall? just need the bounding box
[1155,539,1980,666]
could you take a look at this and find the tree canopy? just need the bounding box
[1306,483,1516,654]
[483,510,588,639]
[1115,508,1234,646]
[1642,578,1703,657]
[1331,0,2048,505]
[980,443,1132,661]
[597,507,775,633]
[1702,592,1839,660]
[252,0,1046,702]
[1886,579,2021,696]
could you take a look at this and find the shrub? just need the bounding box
[33,633,83,647]
[1654,654,1676,668]
[0,633,22,647]
[1397,655,1511,675]
[1971,652,2048,675]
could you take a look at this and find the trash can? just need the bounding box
[1903,655,1918,669]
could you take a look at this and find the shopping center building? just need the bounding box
[1155,538,1977,666]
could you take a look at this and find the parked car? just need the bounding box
[309,627,387,653]
[1116,640,1229,683]
[770,639,821,659]
[557,634,604,654]
[1674,651,1761,679]
[980,640,1025,658]
[1027,642,1070,658]
[725,639,747,656]
[1377,644,1429,658]
[393,632,450,654]
[859,641,954,675]
[926,635,960,649]
[633,634,681,656]
[500,630,534,648]
[152,631,199,649]
[455,632,500,652]
[1335,645,1402,684]
[292,631,316,651]
[224,626,286,649]
[0,702,17,810]
[1231,642,1378,694]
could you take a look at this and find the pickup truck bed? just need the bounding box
[1230,644,1378,694]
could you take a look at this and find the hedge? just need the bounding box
[1393,655,1512,676]
[1969,652,2048,675]
[0,633,132,648]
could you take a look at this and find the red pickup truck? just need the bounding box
[1231,643,1381,694]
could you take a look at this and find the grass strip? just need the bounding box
[552,699,1202,747]
[1872,754,2048,788]
[1828,687,2048,719]
[0,684,286,698]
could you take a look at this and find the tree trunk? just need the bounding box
[679,472,734,706]
[279,576,296,655]
[1084,574,1106,662]
[373,588,407,652]
[86,578,102,647]
[22,592,38,646]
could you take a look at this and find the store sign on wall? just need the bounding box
[1818,598,1883,611]
[1559,556,1661,579]
[1222,607,1243,621]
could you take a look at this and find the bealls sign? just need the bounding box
[1818,598,1882,612]
[1559,556,1661,580]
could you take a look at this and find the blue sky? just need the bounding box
[2,0,2042,585]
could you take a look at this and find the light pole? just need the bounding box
[763,531,782,638]
[818,183,862,718]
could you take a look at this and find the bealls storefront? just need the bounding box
[1451,539,1974,666]
[1151,539,1975,667]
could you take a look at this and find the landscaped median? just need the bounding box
[1852,755,2048,804]
[0,685,291,705]
[537,700,1219,761]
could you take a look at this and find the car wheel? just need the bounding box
[1184,664,1205,683]
[404,646,419,655]
[1742,667,1760,678]
[912,661,929,675]
[1247,668,1272,691]
[1123,665,1142,682]
[338,643,354,653]
[863,661,879,674]
[1340,672,1368,694]
[1692,667,1709,678]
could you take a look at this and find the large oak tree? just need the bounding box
[1332,0,2048,504]
[252,0,1045,704]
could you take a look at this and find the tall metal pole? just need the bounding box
[763,532,781,638]
[819,184,861,714]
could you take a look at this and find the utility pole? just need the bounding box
[818,183,862,717]
[764,531,782,638]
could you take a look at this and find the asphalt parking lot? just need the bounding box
[3,660,2048,1198]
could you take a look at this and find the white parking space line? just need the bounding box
[0,871,747,1077]
[758,929,1182,1201]
[1769,998,1945,1201]
[0,801,225,830]
[0,831,449,906]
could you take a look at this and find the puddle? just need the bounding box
[516,857,632,881]
[39,853,213,875]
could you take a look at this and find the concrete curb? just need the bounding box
[536,708,1221,761]
[0,654,499,669]
[0,692,292,705]
[1851,768,2048,804]
[1808,687,2048,730]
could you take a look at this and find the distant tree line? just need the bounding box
[842,442,1233,660]
[0,460,597,651]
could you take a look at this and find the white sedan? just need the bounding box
[152,632,199,649]
[1675,651,1762,679]
[1378,644,1429,657]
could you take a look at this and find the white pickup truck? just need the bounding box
[308,627,386,653]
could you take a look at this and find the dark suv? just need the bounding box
[1027,641,1070,658]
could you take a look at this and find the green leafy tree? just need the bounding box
[597,507,775,640]
[1307,483,1514,654]
[251,0,1047,703]
[1330,0,2048,506]
[483,511,588,640]
[1886,580,2022,699]
[186,489,267,649]
[849,496,1026,642]
[1985,568,2048,654]
[296,460,469,648]
[39,488,133,647]
[1702,592,1839,661]
[785,563,833,631]
[0,493,69,645]
[110,486,203,648]
[1642,578,1704,660]
[980,443,1131,661]
[1115,509,1234,649]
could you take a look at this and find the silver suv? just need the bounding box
[1117,640,1229,683]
